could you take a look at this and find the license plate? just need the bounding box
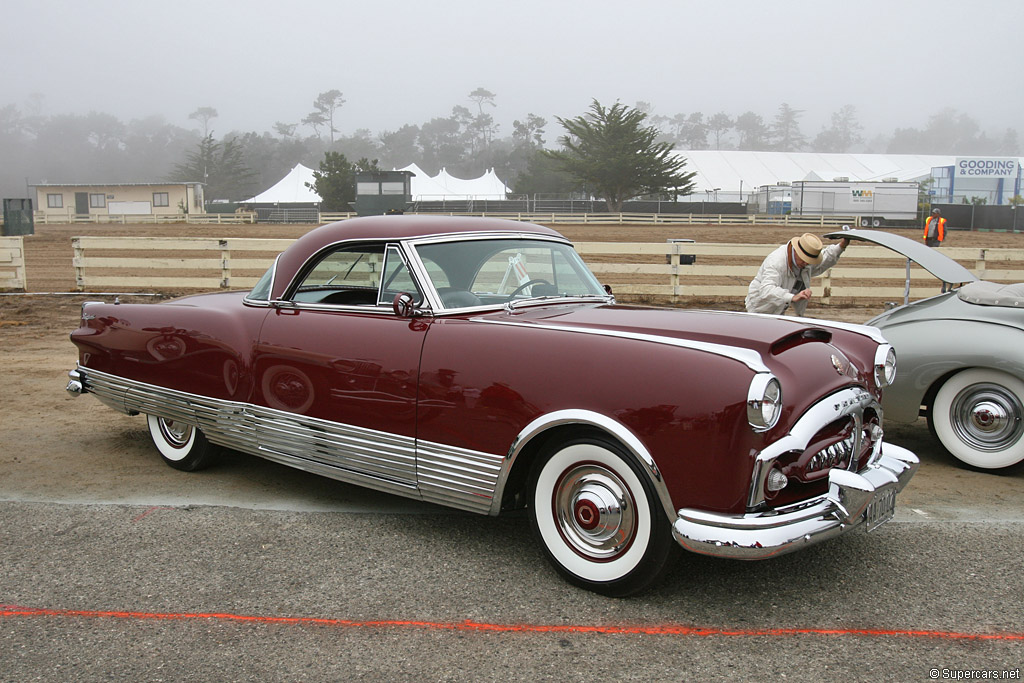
[864,488,896,532]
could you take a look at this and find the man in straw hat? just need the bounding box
[745,232,849,316]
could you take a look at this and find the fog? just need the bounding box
[5,0,1019,137]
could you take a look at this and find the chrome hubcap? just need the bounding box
[951,383,1024,451]
[554,465,635,560]
[159,418,192,448]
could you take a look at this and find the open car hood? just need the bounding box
[823,228,978,285]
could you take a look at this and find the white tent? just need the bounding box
[397,164,510,201]
[396,163,453,200]
[242,164,320,204]
[673,151,971,199]
[244,162,511,204]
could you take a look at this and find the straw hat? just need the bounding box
[790,233,824,265]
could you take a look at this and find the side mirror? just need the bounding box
[392,292,417,318]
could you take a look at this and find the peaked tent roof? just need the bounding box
[672,151,973,195]
[242,164,321,204]
[396,163,453,200]
[243,163,512,205]
[397,164,510,201]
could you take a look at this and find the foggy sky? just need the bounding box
[4,0,1021,139]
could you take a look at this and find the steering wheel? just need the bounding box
[504,278,552,301]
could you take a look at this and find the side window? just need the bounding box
[292,244,385,306]
[378,245,423,305]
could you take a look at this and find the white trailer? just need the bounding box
[790,180,919,226]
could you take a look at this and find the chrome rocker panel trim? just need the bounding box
[68,366,504,514]
[672,442,918,560]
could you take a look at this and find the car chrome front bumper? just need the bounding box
[671,442,918,560]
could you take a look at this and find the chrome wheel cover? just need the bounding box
[553,464,636,561]
[158,418,193,448]
[949,382,1024,452]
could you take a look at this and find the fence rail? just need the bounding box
[38,211,858,227]
[0,237,26,290]
[35,212,258,225]
[70,236,1024,305]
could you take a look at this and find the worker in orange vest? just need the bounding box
[924,208,946,247]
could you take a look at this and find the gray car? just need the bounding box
[825,229,1024,471]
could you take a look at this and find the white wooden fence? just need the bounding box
[0,237,26,290]
[34,212,258,225]
[576,242,1024,304]
[37,211,856,228]
[70,236,1024,304]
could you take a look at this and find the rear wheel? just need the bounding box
[146,414,219,471]
[929,369,1024,470]
[529,434,676,596]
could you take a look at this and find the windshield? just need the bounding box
[414,238,605,308]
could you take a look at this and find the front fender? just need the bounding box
[879,319,1024,423]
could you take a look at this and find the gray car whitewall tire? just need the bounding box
[529,435,676,596]
[931,369,1024,470]
[146,414,219,472]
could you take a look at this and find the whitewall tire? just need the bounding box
[146,414,219,472]
[529,435,676,596]
[930,369,1024,470]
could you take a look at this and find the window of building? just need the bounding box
[90,193,106,208]
[153,192,169,207]
[47,194,63,208]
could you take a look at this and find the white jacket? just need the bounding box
[745,242,844,316]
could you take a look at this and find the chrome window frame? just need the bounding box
[404,232,606,315]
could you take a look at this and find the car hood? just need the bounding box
[823,228,978,284]
[477,303,883,373]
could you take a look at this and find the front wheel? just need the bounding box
[929,369,1024,470]
[529,435,677,596]
[146,414,219,472]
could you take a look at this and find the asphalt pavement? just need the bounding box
[1,461,1022,681]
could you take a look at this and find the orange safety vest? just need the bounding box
[924,215,946,242]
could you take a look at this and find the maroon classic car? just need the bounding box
[67,216,917,595]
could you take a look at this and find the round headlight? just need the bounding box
[874,345,897,387]
[747,375,782,432]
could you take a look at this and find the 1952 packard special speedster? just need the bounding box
[67,216,918,595]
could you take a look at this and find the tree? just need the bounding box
[468,87,496,115]
[544,100,696,212]
[418,115,467,174]
[377,124,420,168]
[512,149,578,197]
[771,103,805,151]
[305,151,380,211]
[188,107,218,138]
[305,90,345,143]
[681,112,708,149]
[511,114,546,149]
[733,111,770,150]
[273,121,297,138]
[172,134,257,202]
[708,112,733,150]
[812,105,863,152]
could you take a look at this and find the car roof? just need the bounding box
[823,228,978,284]
[271,215,566,300]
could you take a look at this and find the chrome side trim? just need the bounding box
[74,366,508,514]
[740,310,889,345]
[417,441,505,514]
[475,319,769,374]
[494,409,676,522]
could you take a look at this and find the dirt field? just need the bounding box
[1,221,1021,516]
